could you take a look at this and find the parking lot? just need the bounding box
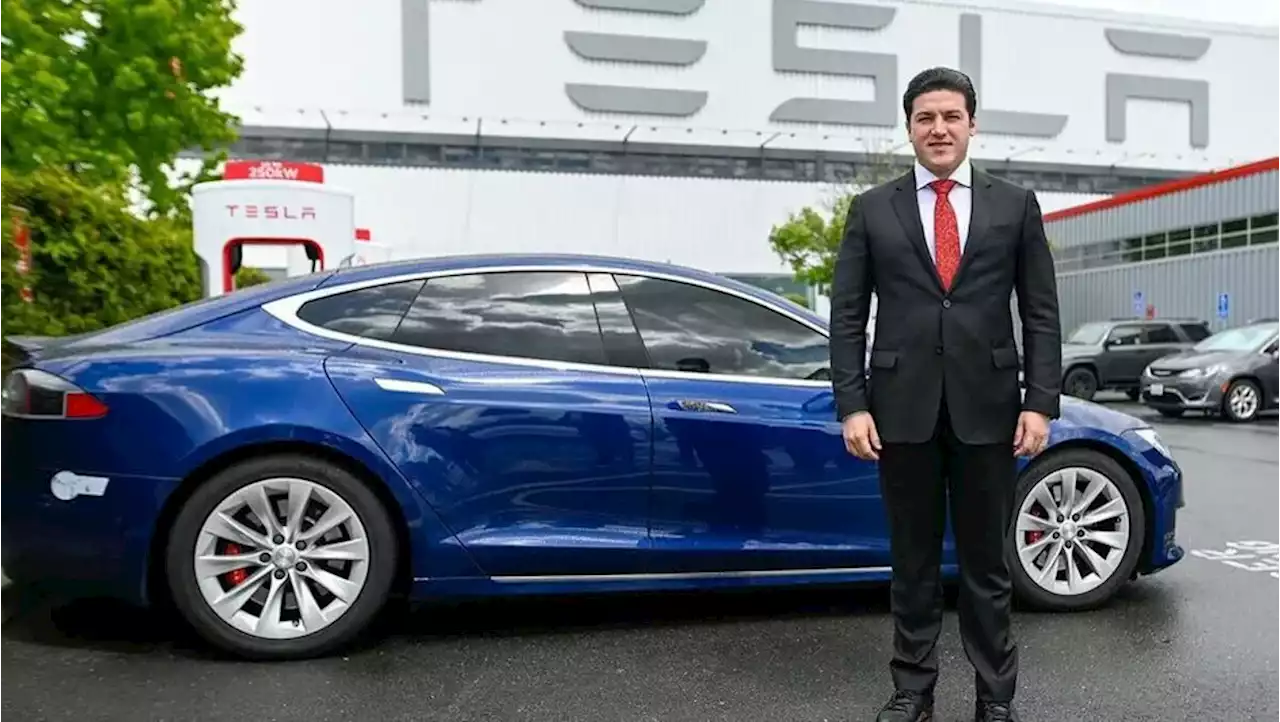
[3,397,1276,722]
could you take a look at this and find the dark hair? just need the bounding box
[902,67,976,122]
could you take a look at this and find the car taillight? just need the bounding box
[1,369,108,419]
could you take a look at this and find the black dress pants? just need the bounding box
[877,400,1019,702]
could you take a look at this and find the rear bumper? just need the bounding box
[1,463,179,605]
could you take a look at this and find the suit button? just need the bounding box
[935,346,943,355]
[942,299,952,308]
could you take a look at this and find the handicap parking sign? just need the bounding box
[1217,292,1230,319]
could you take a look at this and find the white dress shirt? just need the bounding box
[914,158,973,261]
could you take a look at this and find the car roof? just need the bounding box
[1103,317,1207,324]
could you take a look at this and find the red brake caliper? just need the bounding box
[223,542,250,586]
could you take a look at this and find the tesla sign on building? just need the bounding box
[219,0,1275,164]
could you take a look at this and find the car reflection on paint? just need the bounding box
[1,253,1185,660]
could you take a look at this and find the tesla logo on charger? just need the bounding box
[225,204,317,220]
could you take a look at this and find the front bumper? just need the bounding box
[1117,428,1185,573]
[1139,373,1224,412]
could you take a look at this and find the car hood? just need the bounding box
[1149,349,1243,370]
[1055,393,1146,435]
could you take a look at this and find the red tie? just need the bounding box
[930,179,960,290]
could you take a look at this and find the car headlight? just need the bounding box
[1131,427,1171,458]
[1179,364,1227,378]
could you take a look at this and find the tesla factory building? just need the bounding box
[1046,158,1279,335]
[198,0,1278,305]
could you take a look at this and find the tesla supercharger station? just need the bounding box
[192,160,356,297]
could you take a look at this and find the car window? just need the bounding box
[1106,325,1142,346]
[1144,324,1178,343]
[1194,324,1280,353]
[613,274,829,380]
[391,271,609,366]
[1178,323,1211,341]
[295,279,426,340]
[1065,322,1108,345]
[586,273,651,368]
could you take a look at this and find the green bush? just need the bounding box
[2,167,202,337]
[234,266,272,289]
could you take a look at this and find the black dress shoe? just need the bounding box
[875,690,933,721]
[974,701,1020,722]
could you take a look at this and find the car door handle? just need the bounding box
[669,399,737,414]
[374,378,446,395]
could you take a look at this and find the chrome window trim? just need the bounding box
[261,263,833,389]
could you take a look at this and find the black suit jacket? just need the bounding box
[828,167,1063,446]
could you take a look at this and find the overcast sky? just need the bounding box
[1033,0,1278,27]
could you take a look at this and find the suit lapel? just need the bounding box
[952,168,994,290]
[889,171,945,292]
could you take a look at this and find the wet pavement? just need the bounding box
[3,398,1276,722]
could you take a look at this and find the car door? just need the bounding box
[1095,323,1145,384]
[307,270,655,578]
[606,272,890,574]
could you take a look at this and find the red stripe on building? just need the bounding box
[1044,156,1279,223]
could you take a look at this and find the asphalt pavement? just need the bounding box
[3,397,1276,722]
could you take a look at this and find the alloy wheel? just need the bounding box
[1014,466,1129,597]
[1227,382,1259,421]
[192,477,371,640]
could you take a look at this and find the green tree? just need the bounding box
[767,149,906,293]
[1,167,203,337]
[783,292,811,309]
[1,0,245,217]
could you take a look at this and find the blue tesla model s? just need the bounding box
[2,253,1184,659]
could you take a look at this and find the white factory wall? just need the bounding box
[219,0,1278,173]
[205,161,1106,274]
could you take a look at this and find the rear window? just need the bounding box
[296,280,425,340]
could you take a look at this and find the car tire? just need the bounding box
[1063,366,1098,401]
[165,454,398,660]
[1222,378,1262,423]
[1006,448,1145,613]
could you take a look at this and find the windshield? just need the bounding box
[1193,324,1279,352]
[1065,322,1109,345]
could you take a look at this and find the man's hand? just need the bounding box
[1013,410,1050,457]
[842,411,881,460]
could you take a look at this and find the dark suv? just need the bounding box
[1059,317,1211,401]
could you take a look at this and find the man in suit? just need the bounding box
[828,67,1062,722]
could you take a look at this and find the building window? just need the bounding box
[1053,210,1280,272]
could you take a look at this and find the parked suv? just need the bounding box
[1060,317,1211,401]
[1140,320,1279,421]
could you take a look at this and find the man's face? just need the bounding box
[907,89,975,176]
